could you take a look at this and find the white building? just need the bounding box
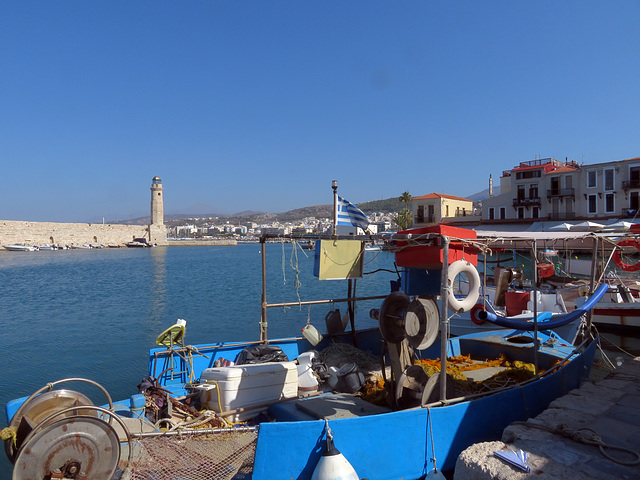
[482,156,640,222]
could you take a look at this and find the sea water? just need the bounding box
[0,243,397,479]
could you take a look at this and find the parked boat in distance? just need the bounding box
[3,244,37,252]
[125,237,150,248]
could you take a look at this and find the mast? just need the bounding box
[260,236,268,343]
[332,180,338,234]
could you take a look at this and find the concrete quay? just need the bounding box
[454,357,640,480]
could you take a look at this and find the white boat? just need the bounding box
[3,244,37,252]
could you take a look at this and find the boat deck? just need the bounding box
[269,392,391,422]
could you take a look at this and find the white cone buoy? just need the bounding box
[426,468,447,480]
[311,421,359,480]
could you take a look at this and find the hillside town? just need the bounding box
[169,155,640,240]
[168,211,399,240]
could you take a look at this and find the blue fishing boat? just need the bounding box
[2,229,606,480]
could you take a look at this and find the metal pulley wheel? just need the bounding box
[13,415,120,480]
[405,296,439,350]
[379,291,411,343]
[4,389,95,463]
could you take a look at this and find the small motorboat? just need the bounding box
[3,244,37,252]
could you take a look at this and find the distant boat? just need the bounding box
[126,237,150,248]
[70,244,91,249]
[125,241,149,248]
[37,245,56,251]
[3,244,37,252]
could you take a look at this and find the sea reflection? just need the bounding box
[149,246,168,322]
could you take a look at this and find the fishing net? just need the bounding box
[126,429,258,480]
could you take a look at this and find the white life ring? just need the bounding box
[447,260,481,313]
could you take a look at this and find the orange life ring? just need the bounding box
[469,303,486,325]
[613,239,640,272]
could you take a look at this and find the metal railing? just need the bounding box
[512,197,541,207]
[622,179,640,190]
[546,188,575,197]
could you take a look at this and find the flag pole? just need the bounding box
[332,180,338,235]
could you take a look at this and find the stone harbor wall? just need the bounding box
[454,357,640,480]
[0,220,158,248]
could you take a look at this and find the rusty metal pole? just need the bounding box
[439,236,450,402]
[260,236,268,343]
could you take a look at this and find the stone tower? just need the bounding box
[149,176,166,244]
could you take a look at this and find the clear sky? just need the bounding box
[2,1,638,222]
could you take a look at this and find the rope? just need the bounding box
[319,244,365,267]
[281,239,286,285]
[426,407,439,473]
[170,410,221,430]
[511,421,640,466]
[290,240,302,306]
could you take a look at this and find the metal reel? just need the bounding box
[395,365,429,410]
[13,415,120,480]
[405,296,440,350]
[379,291,411,343]
[421,372,455,406]
[5,389,95,464]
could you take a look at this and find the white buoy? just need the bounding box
[426,468,447,480]
[311,421,358,480]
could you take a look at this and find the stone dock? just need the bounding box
[455,357,640,480]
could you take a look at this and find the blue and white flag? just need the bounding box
[337,196,370,230]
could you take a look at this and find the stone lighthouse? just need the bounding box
[149,176,167,244]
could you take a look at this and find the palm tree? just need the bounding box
[399,191,413,211]
[395,191,413,230]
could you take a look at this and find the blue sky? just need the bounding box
[2,1,639,222]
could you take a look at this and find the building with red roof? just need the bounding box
[482,156,640,223]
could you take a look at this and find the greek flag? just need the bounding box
[337,196,370,230]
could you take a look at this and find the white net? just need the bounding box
[126,430,257,480]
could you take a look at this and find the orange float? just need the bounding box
[612,239,640,272]
[469,303,486,325]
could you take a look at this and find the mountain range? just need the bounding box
[112,187,499,226]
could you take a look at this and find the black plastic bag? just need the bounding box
[235,345,289,365]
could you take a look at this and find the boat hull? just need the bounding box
[144,328,596,479]
[251,336,596,478]
[592,304,640,330]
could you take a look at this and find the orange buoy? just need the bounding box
[612,239,640,272]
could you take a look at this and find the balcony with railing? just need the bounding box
[547,188,575,198]
[512,197,541,207]
[622,179,640,190]
[414,215,435,224]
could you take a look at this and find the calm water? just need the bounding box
[0,243,397,480]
